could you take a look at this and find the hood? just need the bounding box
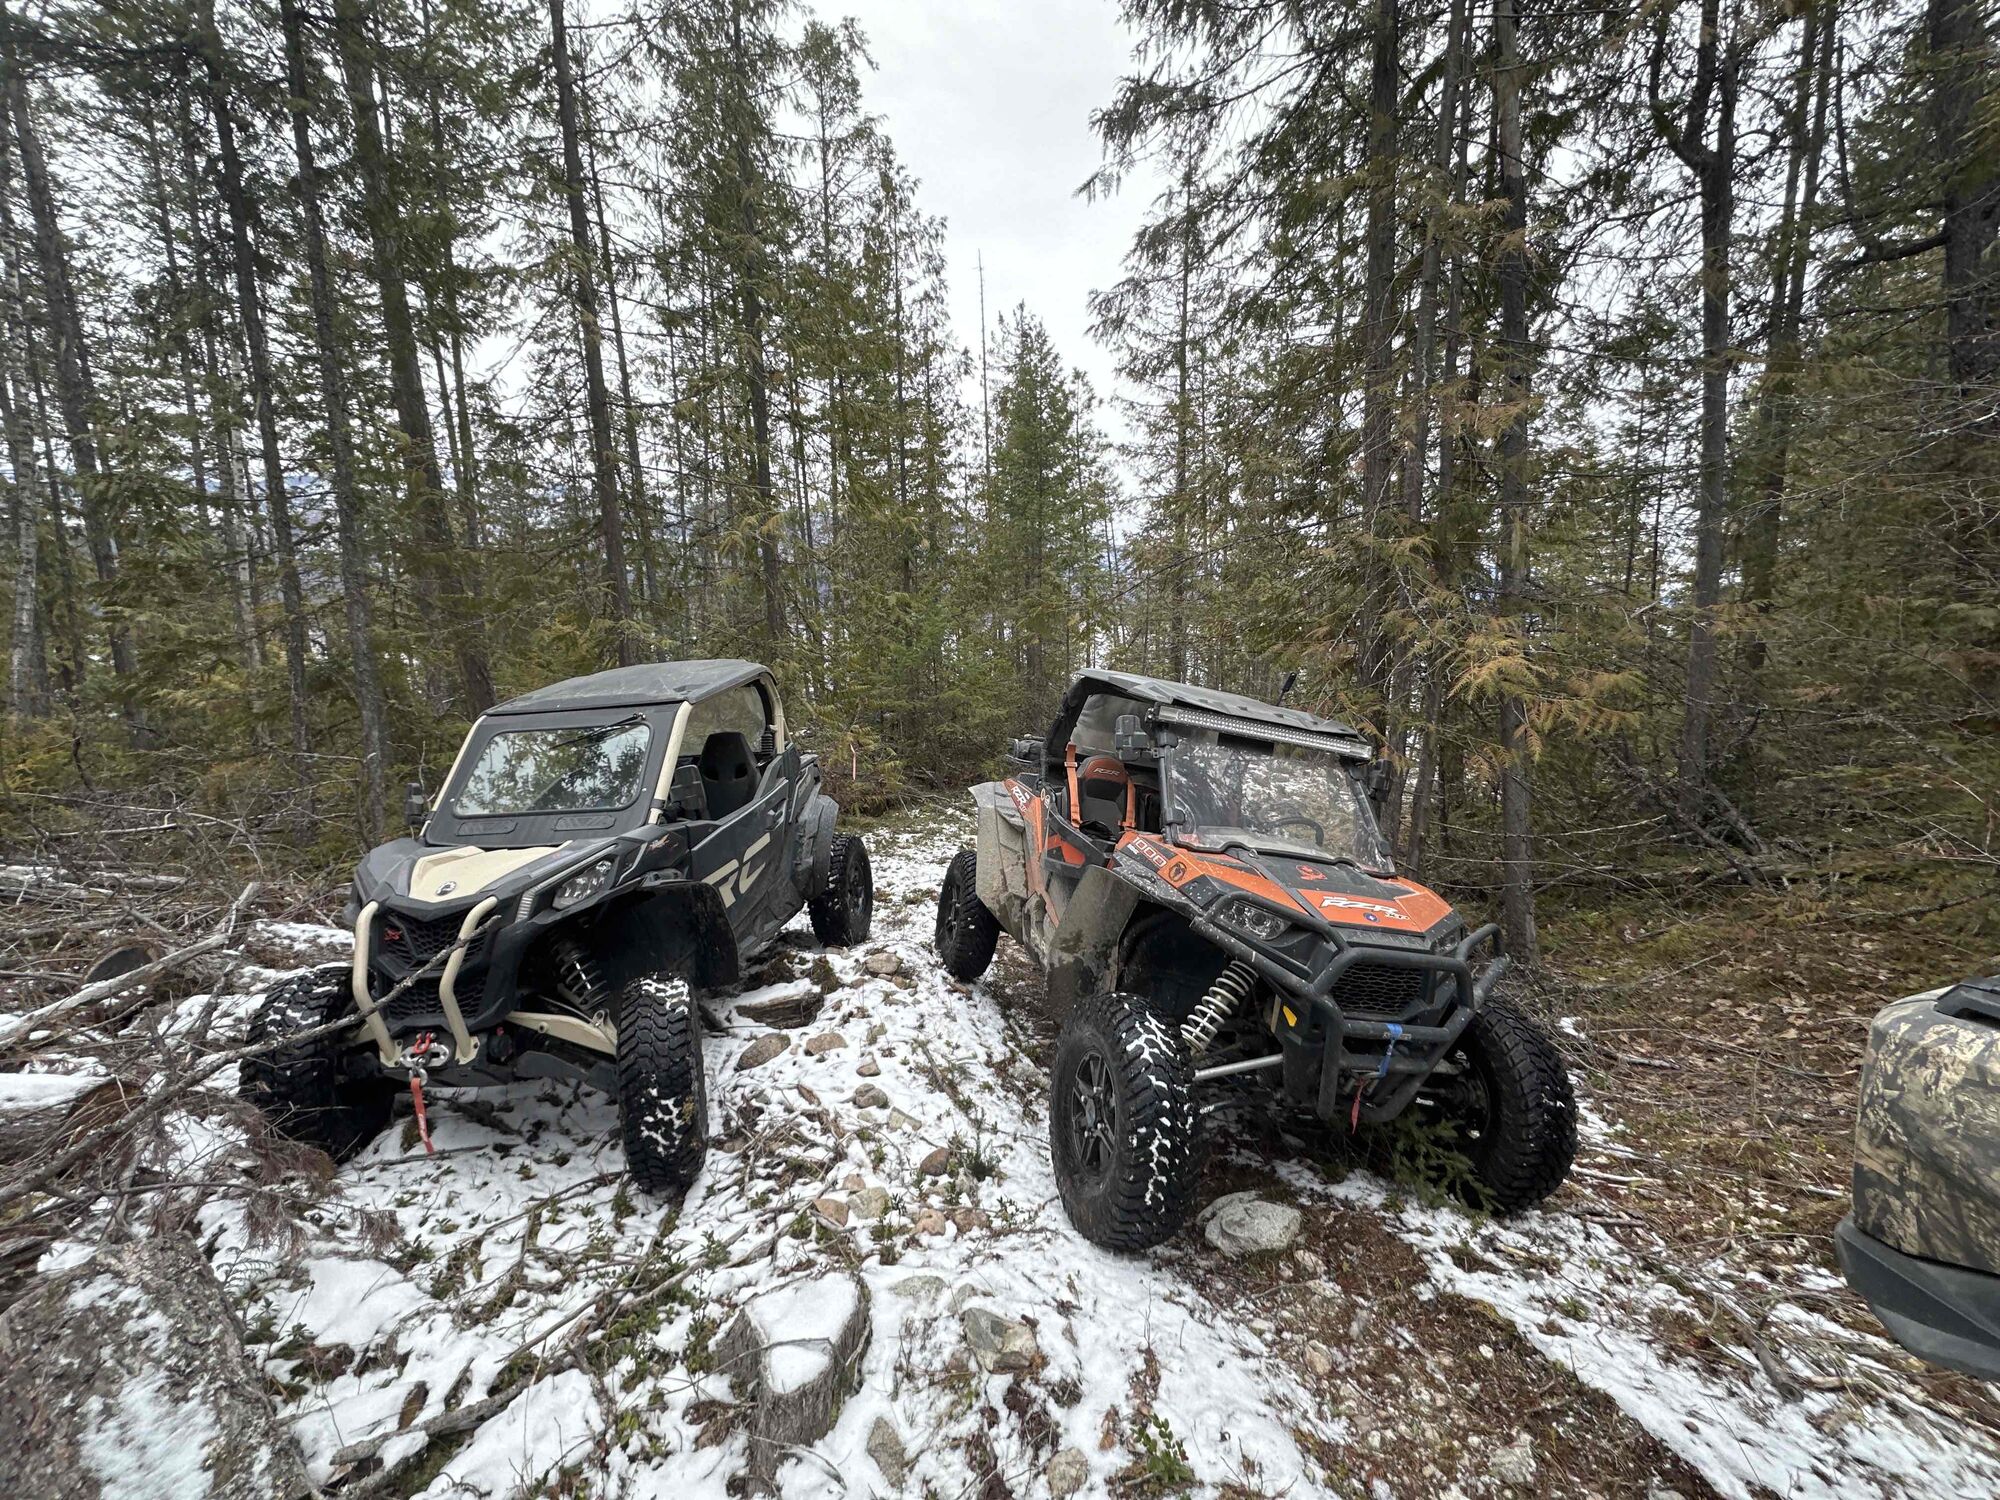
[353,836,589,913]
[1242,851,1457,938]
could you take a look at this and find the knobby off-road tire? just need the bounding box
[1049,990,1203,1252]
[1444,998,1577,1213]
[809,833,873,946]
[239,965,394,1162]
[618,974,708,1193]
[934,848,1000,980]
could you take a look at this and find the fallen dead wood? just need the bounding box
[0,883,258,1054]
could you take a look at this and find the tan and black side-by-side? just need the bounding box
[240,660,873,1192]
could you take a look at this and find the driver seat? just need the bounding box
[698,732,757,820]
[1076,755,1131,839]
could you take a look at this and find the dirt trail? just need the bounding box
[17,817,1998,1497]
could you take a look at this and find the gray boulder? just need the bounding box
[1197,1192,1303,1256]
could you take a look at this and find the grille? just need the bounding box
[1335,961,1430,1018]
[378,912,466,964]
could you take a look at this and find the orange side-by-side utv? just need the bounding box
[935,671,1575,1250]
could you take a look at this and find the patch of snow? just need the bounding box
[76,1307,219,1500]
[0,1069,106,1110]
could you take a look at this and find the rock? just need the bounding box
[867,1416,908,1486]
[852,1187,892,1221]
[853,1084,891,1110]
[855,1056,882,1077]
[960,1307,1038,1373]
[863,951,902,978]
[1490,1434,1537,1486]
[1046,1447,1089,1499]
[0,1233,313,1500]
[713,1272,871,1490]
[736,989,825,1029]
[1197,1192,1303,1256]
[842,1171,865,1191]
[1304,1341,1335,1377]
[913,1208,948,1237]
[887,1108,921,1132]
[805,1031,847,1056]
[737,1034,790,1071]
[812,1195,850,1227]
[950,1208,990,1234]
[1293,1249,1326,1278]
[1645,1482,1687,1500]
[917,1146,950,1176]
[891,1275,947,1304]
[867,1023,888,1044]
[948,1283,986,1313]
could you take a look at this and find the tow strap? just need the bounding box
[1349,1022,1404,1132]
[409,1030,436,1155]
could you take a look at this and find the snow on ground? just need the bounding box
[28,819,1998,1497]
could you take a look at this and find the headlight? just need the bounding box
[553,858,615,910]
[1215,896,1291,942]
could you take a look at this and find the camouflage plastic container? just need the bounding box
[1837,975,2000,1379]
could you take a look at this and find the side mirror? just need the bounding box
[1362,760,1393,807]
[404,780,429,830]
[1006,736,1040,766]
[1277,670,1299,706]
[1113,713,1149,757]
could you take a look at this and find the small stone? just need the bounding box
[951,1207,990,1234]
[864,951,902,978]
[1304,1342,1335,1377]
[887,1108,921,1132]
[867,1416,908,1485]
[917,1146,950,1176]
[1293,1249,1326,1278]
[856,1056,882,1077]
[1197,1192,1303,1256]
[913,1208,948,1237]
[737,1034,790,1071]
[960,1307,1038,1373]
[948,1283,986,1313]
[1046,1447,1088,1499]
[852,1187,892,1220]
[1490,1435,1537,1486]
[853,1084,890,1109]
[841,1172,865,1191]
[890,1274,947,1303]
[867,1022,888,1044]
[1645,1482,1687,1500]
[805,1031,848,1055]
[812,1195,849,1227]
[1349,1308,1372,1340]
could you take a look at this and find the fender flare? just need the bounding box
[592,882,740,994]
[1045,865,1144,1023]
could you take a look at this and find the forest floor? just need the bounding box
[4,810,1998,1499]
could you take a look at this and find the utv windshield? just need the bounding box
[1165,732,1393,871]
[454,718,652,818]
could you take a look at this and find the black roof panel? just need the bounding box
[488,659,769,716]
[1045,670,1368,767]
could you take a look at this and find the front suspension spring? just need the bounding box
[1182,959,1258,1057]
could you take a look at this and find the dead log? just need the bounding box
[0,1233,312,1499]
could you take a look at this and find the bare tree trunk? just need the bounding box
[1,311,39,721]
[333,2,493,712]
[1929,0,1999,395]
[2,26,131,682]
[279,0,389,842]
[1354,0,1401,706]
[1652,0,1740,820]
[727,1,786,652]
[200,0,310,780]
[1493,0,1538,965]
[1741,3,1832,681]
[548,0,634,665]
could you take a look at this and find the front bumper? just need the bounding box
[1186,908,1509,1124]
[1835,1214,2000,1381]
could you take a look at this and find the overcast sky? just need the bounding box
[833,0,1164,449]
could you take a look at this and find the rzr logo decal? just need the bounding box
[705,831,773,907]
[1296,864,1324,881]
[1316,893,1403,919]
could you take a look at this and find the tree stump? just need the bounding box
[713,1270,871,1492]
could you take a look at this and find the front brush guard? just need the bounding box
[1186,910,1509,1125]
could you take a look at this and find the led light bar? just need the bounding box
[1157,705,1373,759]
